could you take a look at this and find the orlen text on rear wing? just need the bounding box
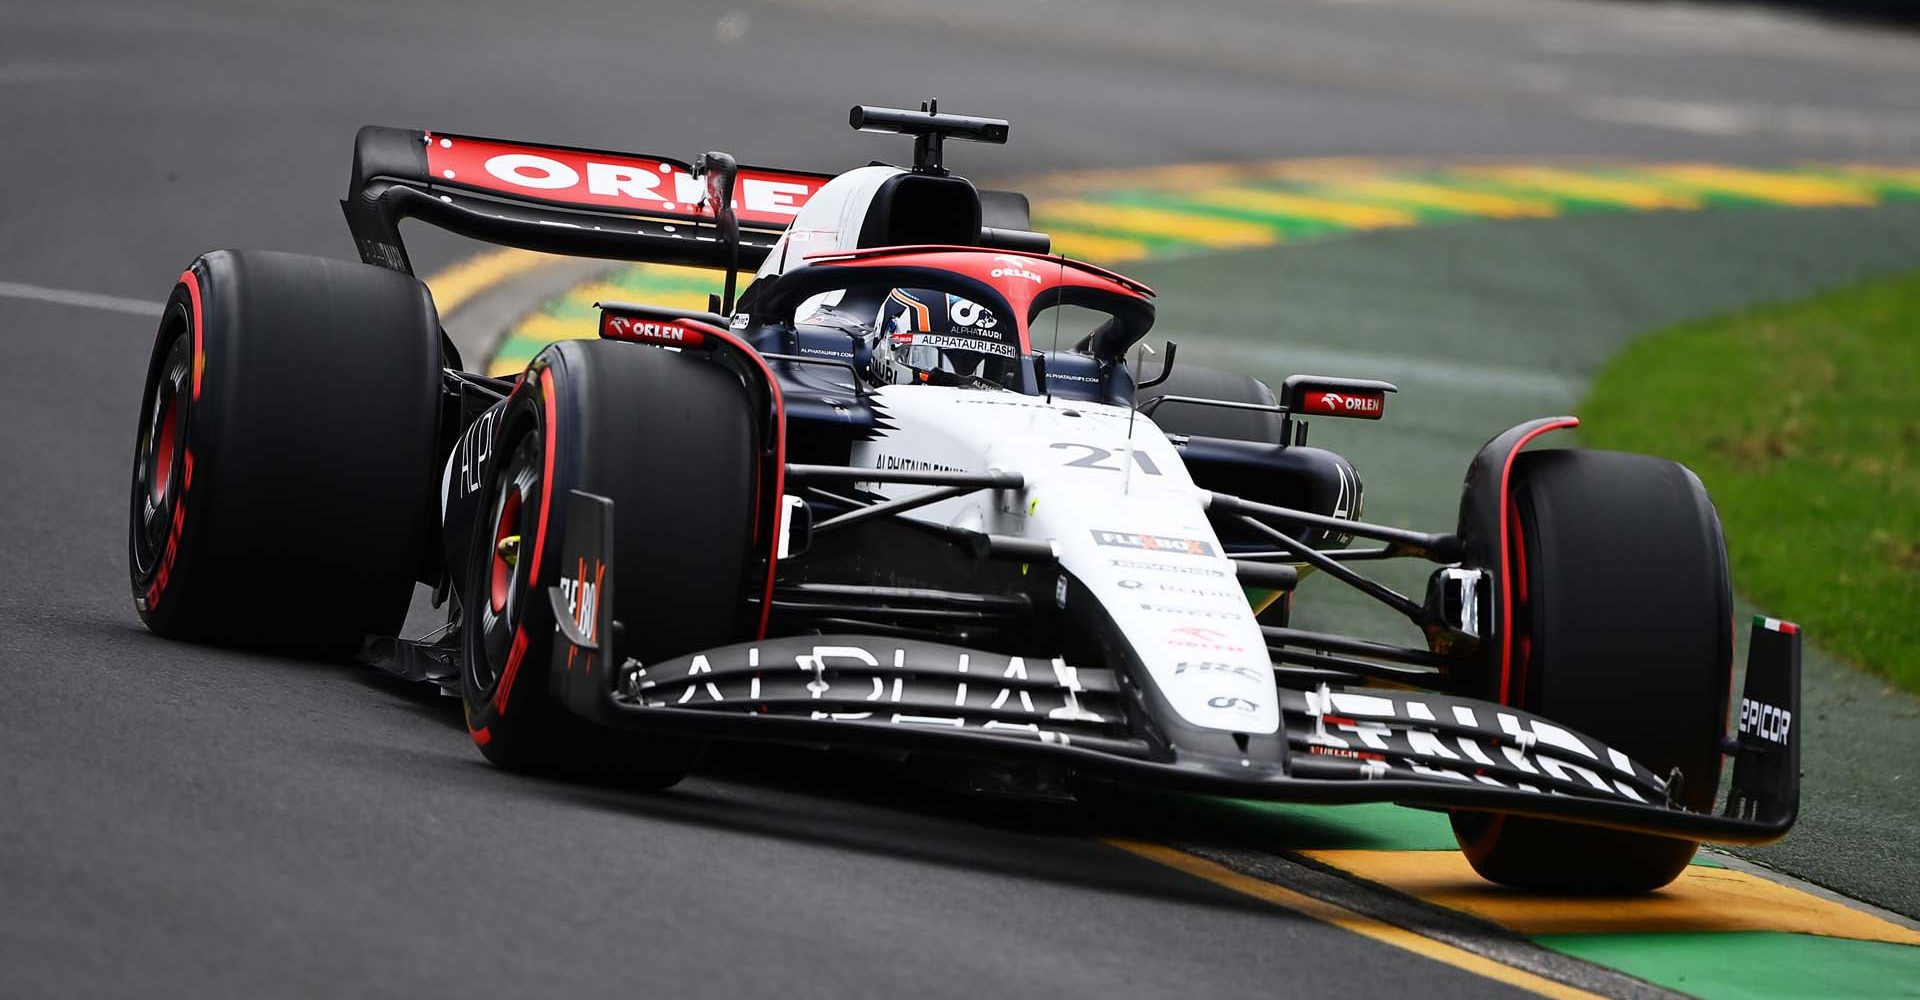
[341,127,832,276]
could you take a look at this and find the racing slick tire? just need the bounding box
[128,250,440,649]
[458,340,758,787]
[1135,364,1283,443]
[1451,449,1733,893]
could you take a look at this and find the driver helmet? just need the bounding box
[866,288,1017,388]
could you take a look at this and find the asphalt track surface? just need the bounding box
[5,1,1920,997]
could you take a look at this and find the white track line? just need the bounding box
[0,281,166,316]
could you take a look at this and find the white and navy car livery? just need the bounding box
[131,103,1803,893]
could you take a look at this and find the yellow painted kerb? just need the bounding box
[419,247,562,315]
[1304,849,1920,947]
[1106,839,1608,1000]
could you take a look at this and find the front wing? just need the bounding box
[547,481,1798,846]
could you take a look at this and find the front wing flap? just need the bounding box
[575,620,1800,845]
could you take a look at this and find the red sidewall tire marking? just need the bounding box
[492,629,530,715]
[181,268,204,401]
[1470,419,1573,862]
[489,367,559,719]
[144,270,208,613]
[1494,418,1577,706]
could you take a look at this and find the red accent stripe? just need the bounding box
[1507,507,1534,708]
[470,725,492,747]
[527,368,558,583]
[1496,418,1578,706]
[737,340,784,640]
[493,369,559,716]
[1509,512,1530,606]
[669,319,788,640]
[179,269,204,400]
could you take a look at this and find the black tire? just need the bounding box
[459,340,759,786]
[1136,363,1283,443]
[1451,449,1733,893]
[129,250,441,648]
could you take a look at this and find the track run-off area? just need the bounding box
[446,158,1920,999]
[486,158,1920,372]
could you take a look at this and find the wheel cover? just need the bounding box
[131,333,191,578]
[471,432,541,694]
[489,490,522,614]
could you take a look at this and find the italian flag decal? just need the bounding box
[1755,615,1800,635]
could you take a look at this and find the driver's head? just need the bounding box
[868,288,1017,387]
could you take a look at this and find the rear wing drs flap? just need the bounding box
[341,126,834,276]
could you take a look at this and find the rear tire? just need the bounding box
[459,340,759,787]
[128,250,441,649]
[1135,363,1283,443]
[1451,449,1733,893]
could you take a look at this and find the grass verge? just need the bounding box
[1580,269,1920,693]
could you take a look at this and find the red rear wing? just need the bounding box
[421,132,829,230]
[342,125,832,276]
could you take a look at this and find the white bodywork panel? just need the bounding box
[849,386,1281,735]
[754,165,905,280]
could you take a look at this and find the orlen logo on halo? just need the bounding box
[1300,390,1385,420]
[989,254,1044,284]
[424,135,824,228]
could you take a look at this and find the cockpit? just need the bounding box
[793,285,1018,390]
[748,246,1157,398]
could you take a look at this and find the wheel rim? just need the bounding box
[471,431,541,694]
[132,332,191,578]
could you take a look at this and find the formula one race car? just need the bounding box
[127,103,1800,892]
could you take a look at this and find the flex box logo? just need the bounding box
[1091,530,1217,557]
[424,135,825,228]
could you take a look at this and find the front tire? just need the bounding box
[458,340,760,786]
[1451,449,1733,892]
[128,250,441,648]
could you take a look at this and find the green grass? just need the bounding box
[1581,269,1920,693]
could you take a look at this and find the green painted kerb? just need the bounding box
[1539,931,1920,1000]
